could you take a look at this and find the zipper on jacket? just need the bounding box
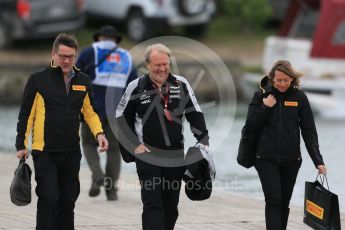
[55,68,69,100]
[277,94,283,162]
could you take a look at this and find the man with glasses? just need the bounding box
[15,33,108,230]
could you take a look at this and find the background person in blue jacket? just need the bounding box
[76,25,138,200]
[245,60,327,230]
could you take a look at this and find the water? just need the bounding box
[1,105,344,211]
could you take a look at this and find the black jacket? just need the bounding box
[245,76,324,167]
[116,73,209,159]
[16,62,103,152]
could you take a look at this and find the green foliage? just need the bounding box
[216,0,272,30]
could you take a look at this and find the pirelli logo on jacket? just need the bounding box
[284,101,298,107]
[72,85,86,91]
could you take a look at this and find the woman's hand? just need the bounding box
[317,165,327,175]
[263,94,277,107]
[134,144,151,154]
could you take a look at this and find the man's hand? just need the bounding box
[134,144,151,154]
[97,133,108,152]
[17,149,29,159]
[317,165,327,175]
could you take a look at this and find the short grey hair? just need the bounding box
[144,43,171,63]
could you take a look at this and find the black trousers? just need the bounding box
[135,158,185,230]
[32,150,81,230]
[255,158,302,230]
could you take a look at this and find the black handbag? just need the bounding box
[303,174,341,230]
[10,157,32,206]
[237,125,258,168]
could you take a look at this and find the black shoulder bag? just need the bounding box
[237,125,259,168]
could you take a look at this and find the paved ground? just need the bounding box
[1,153,344,230]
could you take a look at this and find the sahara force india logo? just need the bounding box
[306,200,324,220]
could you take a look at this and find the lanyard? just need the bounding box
[152,83,173,122]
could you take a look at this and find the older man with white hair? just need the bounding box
[116,43,209,230]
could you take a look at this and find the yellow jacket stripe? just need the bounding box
[81,92,103,137]
[32,93,45,151]
[24,93,37,149]
[23,92,46,150]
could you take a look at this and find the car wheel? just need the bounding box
[127,10,151,42]
[185,23,208,37]
[0,22,11,49]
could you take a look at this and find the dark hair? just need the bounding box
[52,33,78,52]
[268,60,302,87]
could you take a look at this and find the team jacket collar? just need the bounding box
[145,73,177,87]
[259,75,296,97]
[50,60,81,74]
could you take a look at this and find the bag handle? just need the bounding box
[316,173,330,190]
[19,156,26,165]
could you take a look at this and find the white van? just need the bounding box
[85,0,216,41]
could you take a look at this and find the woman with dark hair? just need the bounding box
[245,60,327,229]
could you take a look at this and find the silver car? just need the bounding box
[85,0,216,42]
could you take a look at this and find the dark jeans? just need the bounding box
[135,158,185,230]
[32,150,81,230]
[255,158,302,230]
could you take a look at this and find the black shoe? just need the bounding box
[89,184,100,197]
[106,189,118,201]
[89,186,101,197]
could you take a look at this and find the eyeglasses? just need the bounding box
[55,52,76,61]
